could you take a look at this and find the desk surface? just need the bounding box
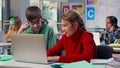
[0,60,51,68]
[0,59,119,68]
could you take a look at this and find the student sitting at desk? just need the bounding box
[47,10,97,63]
[6,16,22,42]
[100,16,120,45]
[17,6,56,50]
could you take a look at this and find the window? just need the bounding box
[43,0,58,21]
[30,0,39,6]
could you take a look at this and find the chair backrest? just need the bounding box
[97,45,114,59]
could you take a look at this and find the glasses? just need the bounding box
[29,19,42,26]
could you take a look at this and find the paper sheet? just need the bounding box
[61,61,104,68]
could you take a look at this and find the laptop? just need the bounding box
[11,34,48,64]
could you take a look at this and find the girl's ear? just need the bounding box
[73,21,79,29]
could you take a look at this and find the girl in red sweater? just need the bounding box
[47,10,97,63]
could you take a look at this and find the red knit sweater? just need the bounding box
[47,29,97,63]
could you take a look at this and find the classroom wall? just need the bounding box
[69,0,85,21]
[61,0,85,22]
[10,0,29,23]
[85,0,120,28]
[3,0,120,30]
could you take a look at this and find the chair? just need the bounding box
[97,45,114,59]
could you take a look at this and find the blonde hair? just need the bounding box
[62,10,85,30]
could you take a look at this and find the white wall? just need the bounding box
[61,0,85,22]
[85,0,120,28]
[10,0,29,23]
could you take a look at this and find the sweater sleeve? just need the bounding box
[59,34,96,63]
[47,35,64,56]
[6,29,16,40]
[6,30,11,39]
[47,27,56,50]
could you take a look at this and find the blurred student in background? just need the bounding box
[17,6,56,50]
[47,10,97,63]
[6,16,22,42]
[100,16,120,45]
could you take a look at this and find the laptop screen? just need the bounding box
[11,34,48,64]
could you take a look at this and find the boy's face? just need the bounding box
[28,18,42,32]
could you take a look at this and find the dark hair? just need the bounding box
[61,10,85,30]
[11,16,22,30]
[42,18,49,24]
[107,16,118,28]
[25,6,42,21]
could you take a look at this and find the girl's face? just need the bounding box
[106,18,113,30]
[61,19,78,37]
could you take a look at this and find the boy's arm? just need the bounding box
[17,23,29,34]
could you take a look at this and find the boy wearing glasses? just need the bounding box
[18,6,56,50]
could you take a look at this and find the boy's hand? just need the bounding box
[17,23,29,33]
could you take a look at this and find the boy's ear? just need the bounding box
[73,21,79,28]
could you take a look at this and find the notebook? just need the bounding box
[109,44,120,48]
[11,34,48,64]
